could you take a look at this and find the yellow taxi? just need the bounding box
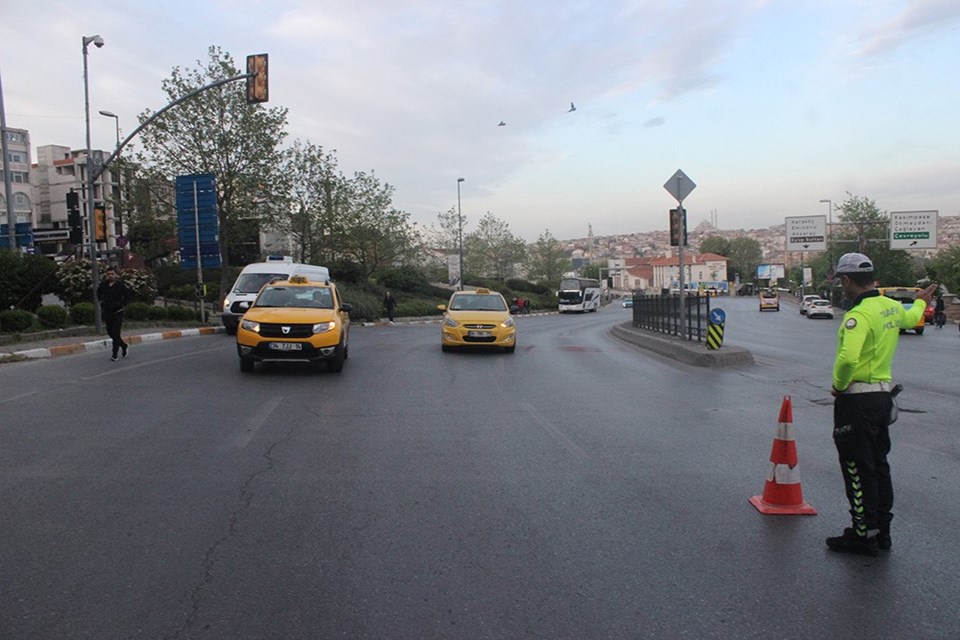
[759,289,780,311]
[878,286,928,335]
[236,275,352,372]
[438,288,516,353]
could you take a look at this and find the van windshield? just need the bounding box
[234,273,289,294]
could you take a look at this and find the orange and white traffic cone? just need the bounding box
[749,396,817,515]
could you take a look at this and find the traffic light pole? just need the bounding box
[1,70,19,253]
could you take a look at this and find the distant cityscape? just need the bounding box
[560,214,960,266]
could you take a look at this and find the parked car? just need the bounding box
[622,297,633,308]
[800,295,822,315]
[806,299,834,319]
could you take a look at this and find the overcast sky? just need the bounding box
[2,0,959,242]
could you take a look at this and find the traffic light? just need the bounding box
[195,282,207,298]
[670,207,688,247]
[66,191,83,244]
[246,54,269,103]
[94,205,107,241]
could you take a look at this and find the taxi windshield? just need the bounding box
[254,286,333,309]
[450,294,507,312]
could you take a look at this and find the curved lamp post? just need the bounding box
[99,109,123,266]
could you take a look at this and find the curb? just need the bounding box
[610,321,754,368]
[8,326,225,360]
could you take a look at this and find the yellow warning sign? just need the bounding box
[706,322,725,350]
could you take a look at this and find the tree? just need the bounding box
[525,230,570,286]
[726,237,763,282]
[699,236,731,257]
[421,206,466,282]
[134,45,289,295]
[333,170,421,279]
[833,194,915,285]
[272,140,343,264]
[924,245,960,295]
[464,212,526,282]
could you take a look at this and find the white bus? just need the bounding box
[558,277,601,313]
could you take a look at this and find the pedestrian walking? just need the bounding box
[96,266,134,361]
[826,252,936,556]
[384,291,396,323]
[934,294,946,328]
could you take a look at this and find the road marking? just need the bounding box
[519,401,587,460]
[232,397,283,449]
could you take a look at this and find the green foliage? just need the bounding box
[464,212,526,282]
[148,305,168,321]
[57,259,97,305]
[925,245,960,294]
[525,230,570,286]
[329,259,366,284]
[36,305,68,328]
[336,284,382,322]
[0,309,35,333]
[395,300,444,317]
[0,252,59,310]
[506,278,550,295]
[378,266,451,297]
[727,237,763,281]
[165,305,199,321]
[833,195,916,286]
[134,45,289,302]
[699,236,731,257]
[121,269,159,303]
[125,302,154,321]
[70,302,95,325]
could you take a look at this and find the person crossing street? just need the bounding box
[96,266,134,361]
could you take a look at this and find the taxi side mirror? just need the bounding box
[341,303,353,313]
[437,304,447,311]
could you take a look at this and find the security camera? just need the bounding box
[93,36,104,48]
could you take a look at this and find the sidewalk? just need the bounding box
[0,324,225,362]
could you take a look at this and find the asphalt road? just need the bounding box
[1,300,958,639]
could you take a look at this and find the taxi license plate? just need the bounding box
[269,342,302,351]
[467,330,492,338]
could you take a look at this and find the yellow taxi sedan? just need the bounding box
[439,288,516,353]
[236,276,351,373]
[759,289,780,312]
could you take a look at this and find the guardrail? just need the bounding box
[631,292,711,342]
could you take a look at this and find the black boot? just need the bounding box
[826,528,879,556]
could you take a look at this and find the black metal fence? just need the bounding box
[631,292,712,342]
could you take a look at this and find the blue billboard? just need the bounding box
[176,174,221,269]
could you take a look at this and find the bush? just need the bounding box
[166,305,199,321]
[147,305,168,321]
[507,278,550,295]
[125,302,154,321]
[395,300,444,318]
[336,284,382,322]
[36,304,68,328]
[0,252,59,311]
[120,269,158,303]
[0,309,35,333]
[70,302,95,325]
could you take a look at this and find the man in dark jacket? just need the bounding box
[96,266,133,361]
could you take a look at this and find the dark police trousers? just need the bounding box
[833,391,894,536]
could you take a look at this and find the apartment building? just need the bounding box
[1,127,33,249]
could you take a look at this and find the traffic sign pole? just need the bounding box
[664,170,696,340]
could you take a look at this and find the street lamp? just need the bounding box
[99,109,123,266]
[83,34,104,333]
[820,198,833,304]
[457,177,464,291]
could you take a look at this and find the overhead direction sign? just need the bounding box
[890,210,937,249]
[785,215,827,251]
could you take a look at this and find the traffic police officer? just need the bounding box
[827,252,936,556]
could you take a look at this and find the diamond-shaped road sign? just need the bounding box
[664,169,696,202]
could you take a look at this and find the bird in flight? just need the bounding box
[568,102,576,112]
[498,121,506,126]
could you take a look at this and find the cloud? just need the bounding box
[857,0,960,57]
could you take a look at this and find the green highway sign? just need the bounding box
[890,210,937,249]
[893,232,929,240]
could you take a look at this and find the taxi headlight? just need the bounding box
[223,296,232,308]
[313,321,335,334]
[241,319,260,333]
[501,317,515,328]
[443,317,460,328]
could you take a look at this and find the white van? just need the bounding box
[221,256,331,334]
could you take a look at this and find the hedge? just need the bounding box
[0,309,34,333]
[36,305,68,329]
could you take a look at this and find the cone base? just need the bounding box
[749,495,817,515]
